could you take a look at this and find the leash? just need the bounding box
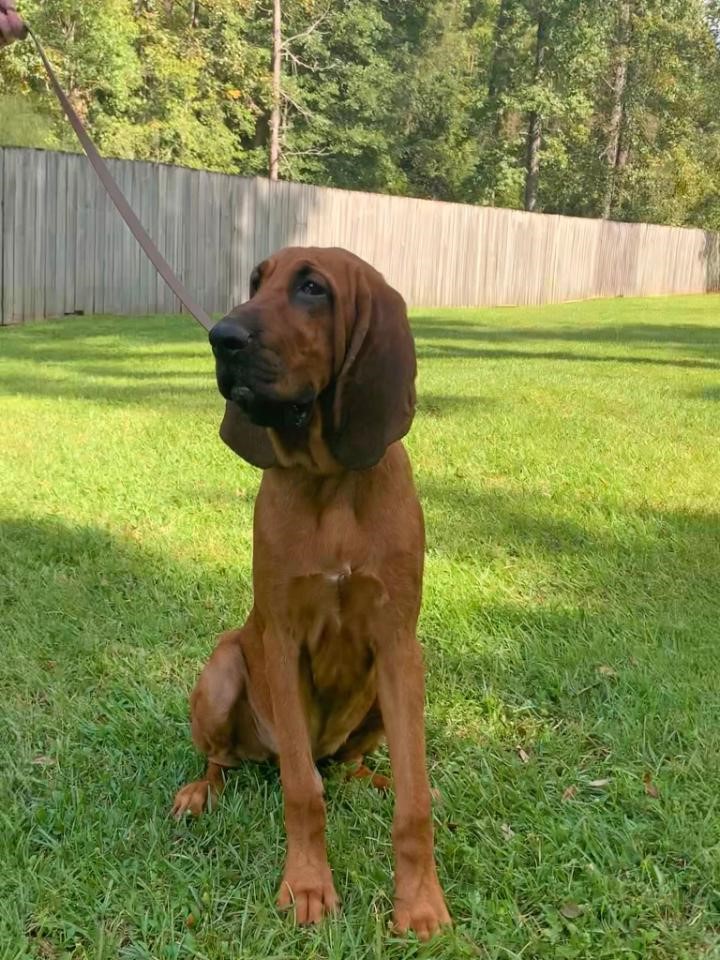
[8,17,213,331]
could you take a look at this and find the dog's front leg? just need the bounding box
[376,629,451,940]
[264,624,338,924]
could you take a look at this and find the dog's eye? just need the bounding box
[298,279,326,297]
[249,266,263,296]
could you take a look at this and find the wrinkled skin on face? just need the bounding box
[209,247,417,473]
[210,253,337,431]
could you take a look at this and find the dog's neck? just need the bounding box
[267,406,344,476]
[262,444,399,519]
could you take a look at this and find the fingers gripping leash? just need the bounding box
[0,0,26,45]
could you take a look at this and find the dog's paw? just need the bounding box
[393,879,451,941]
[277,862,339,925]
[347,762,392,792]
[171,779,218,818]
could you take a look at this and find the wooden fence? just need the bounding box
[2,146,719,324]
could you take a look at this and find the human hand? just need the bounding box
[0,0,27,48]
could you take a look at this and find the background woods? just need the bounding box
[2,0,720,229]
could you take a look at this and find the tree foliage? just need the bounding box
[1,0,719,227]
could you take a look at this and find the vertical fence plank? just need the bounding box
[229,175,250,306]
[61,152,79,315]
[3,148,15,322]
[160,163,183,314]
[22,151,43,322]
[44,152,62,318]
[92,154,108,315]
[75,152,97,315]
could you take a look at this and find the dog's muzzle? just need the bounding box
[209,317,314,430]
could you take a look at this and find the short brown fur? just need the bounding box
[173,247,450,939]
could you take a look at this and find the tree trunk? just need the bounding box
[601,0,631,219]
[487,0,513,137]
[612,122,630,210]
[488,2,512,92]
[269,0,282,181]
[524,11,547,213]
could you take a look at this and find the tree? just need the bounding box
[601,0,631,218]
[605,0,720,226]
[523,7,546,211]
[276,0,405,190]
[269,0,281,179]
[2,0,720,229]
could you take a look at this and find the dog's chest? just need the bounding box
[289,568,387,758]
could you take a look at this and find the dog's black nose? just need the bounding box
[209,317,253,355]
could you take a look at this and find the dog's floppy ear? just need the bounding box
[219,400,278,469]
[325,271,416,470]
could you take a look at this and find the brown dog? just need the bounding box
[173,247,450,940]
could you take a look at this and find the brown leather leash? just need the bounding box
[16,23,214,331]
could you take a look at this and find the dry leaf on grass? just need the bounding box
[643,772,660,798]
[588,778,611,789]
[36,940,57,960]
[31,755,55,766]
[562,785,577,801]
[597,665,618,678]
[560,901,583,919]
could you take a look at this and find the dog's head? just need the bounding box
[210,247,416,471]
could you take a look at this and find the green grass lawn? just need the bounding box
[1,295,720,960]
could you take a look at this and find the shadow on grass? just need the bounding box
[412,317,720,369]
[0,313,205,349]
[420,478,720,632]
[5,315,720,414]
[1,515,282,955]
[689,386,720,402]
[417,344,720,370]
[3,481,719,718]
[412,319,720,349]
[4,491,719,769]
[0,316,218,409]
[2,490,720,954]
[0,370,218,410]
[417,393,498,419]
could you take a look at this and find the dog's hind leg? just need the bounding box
[172,624,271,818]
[172,759,227,817]
[332,700,390,790]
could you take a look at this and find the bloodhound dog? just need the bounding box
[173,247,450,939]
